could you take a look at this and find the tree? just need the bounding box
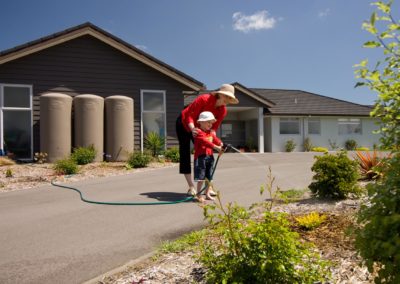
[354,0,400,150]
[354,2,400,283]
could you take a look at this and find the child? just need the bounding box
[192,111,223,202]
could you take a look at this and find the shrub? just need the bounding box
[344,139,358,150]
[328,139,339,150]
[303,137,313,152]
[355,154,400,283]
[309,151,360,199]
[354,150,388,180]
[285,139,296,152]
[200,202,329,283]
[144,132,165,157]
[34,152,48,164]
[0,157,15,166]
[5,168,13,178]
[311,147,328,152]
[127,151,151,168]
[295,212,327,230]
[54,158,78,175]
[164,147,179,163]
[71,145,97,165]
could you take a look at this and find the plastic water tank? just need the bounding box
[105,96,134,161]
[74,94,104,162]
[40,93,72,162]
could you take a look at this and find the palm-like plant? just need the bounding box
[354,150,388,180]
[144,132,165,157]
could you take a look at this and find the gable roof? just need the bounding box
[251,88,373,116]
[232,82,275,108]
[0,22,205,91]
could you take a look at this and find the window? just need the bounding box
[338,118,362,135]
[280,118,300,134]
[141,90,166,150]
[221,123,232,138]
[308,118,320,135]
[0,84,33,159]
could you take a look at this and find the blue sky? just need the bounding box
[1,0,397,105]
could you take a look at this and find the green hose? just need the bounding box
[51,153,223,206]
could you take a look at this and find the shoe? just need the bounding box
[187,187,196,196]
[205,194,215,201]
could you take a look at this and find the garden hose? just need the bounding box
[50,146,231,206]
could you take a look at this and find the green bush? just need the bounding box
[309,151,360,199]
[311,147,329,152]
[127,151,151,168]
[54,158,78,175]
[200,202,329,283]
[355,154,400,283]
[345,139,358,150]
[285,139,296,152]
[164,147,179,163]
[71,145,97,165]
[303,137,313,152]
[144,132,165,157]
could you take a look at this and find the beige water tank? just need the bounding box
[40,93,72,162]
[74,94,104,162]
[105,96,134,161]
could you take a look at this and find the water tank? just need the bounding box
[74,94,104,162]
[105,96,134,161]
[40,93,72,162]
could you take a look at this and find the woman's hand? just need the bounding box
[191,127,199,137]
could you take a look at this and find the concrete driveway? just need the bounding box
[0,152,321,284]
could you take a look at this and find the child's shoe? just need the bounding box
[205,194,215,201]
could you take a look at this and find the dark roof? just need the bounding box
[0,22,205,91]
[251,88,373,116]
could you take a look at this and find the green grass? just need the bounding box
[277,188,308,202]
[153,230,207,260]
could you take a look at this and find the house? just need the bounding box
[218,83,380,152]
[0,22,380,160]
[0,22,205,160]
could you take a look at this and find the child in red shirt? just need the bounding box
[193,111,223,202]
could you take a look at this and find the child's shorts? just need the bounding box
[194,155,215,181]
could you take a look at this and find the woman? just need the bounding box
[175,83,239,195]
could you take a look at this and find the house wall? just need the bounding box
[268,116,380,152]
[0,35,190,153]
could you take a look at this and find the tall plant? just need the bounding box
[354,1,400,283]
[354,0,400,150]
[144,132,165,157]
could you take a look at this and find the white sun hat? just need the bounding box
[197,111,217,123]
[213,83,239,104]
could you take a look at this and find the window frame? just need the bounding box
[279,117,301,135]
[338,118,362,135]
[0,84,33,159]
[140,89,167,151]
[307,118,321,135]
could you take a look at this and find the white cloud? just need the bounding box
[232,10,277,33]
[318,8,330,18]
[135,44,147,51]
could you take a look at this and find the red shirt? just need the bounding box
[181,94,227,132]
[194,129,222,160]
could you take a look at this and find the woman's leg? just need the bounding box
[176,116,195,190]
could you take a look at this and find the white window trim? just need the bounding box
[307,118,321,135]
[0,84,33,159]
[140,89,167,152]
[279,117,301,135]
[338,118,362,135]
